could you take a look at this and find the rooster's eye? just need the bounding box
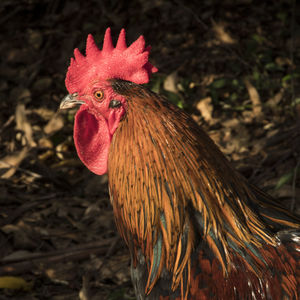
[94,90,104,101]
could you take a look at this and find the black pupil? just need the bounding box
[96,92,102,98]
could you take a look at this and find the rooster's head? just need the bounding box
[60,28,157,175]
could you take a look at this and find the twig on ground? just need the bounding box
[0,238,117,276]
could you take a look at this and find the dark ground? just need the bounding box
[0,0,299,299]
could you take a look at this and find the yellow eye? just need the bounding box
[94,90,104,100]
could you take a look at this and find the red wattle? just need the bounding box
[74,105,110,175]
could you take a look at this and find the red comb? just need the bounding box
[65,28,158,94]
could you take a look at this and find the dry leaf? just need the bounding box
[266,89,284,109]
[212,20,236,44]
[196,97,213,123]
[79,275,90,300]
[244,78,263,119]
[44,113,65,135]
[15,103,36,147]
[0,148,28,179]
[242,110,255,124]
[0,276,33,291]
[163,72,178,93]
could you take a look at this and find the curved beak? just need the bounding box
[60,93,85,110]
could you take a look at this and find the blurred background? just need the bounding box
[0,0,299,299]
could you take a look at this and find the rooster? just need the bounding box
[60,28,300,299]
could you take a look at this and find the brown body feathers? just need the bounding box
[108,80,300,300]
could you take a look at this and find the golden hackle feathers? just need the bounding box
[106,81,299,298]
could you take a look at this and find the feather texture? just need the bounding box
[108,79,300,299]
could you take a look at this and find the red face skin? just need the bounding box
[72,80,127,175]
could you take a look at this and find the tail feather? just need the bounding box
[250,184,300,231]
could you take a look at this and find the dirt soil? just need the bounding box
[0,0,299,299]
